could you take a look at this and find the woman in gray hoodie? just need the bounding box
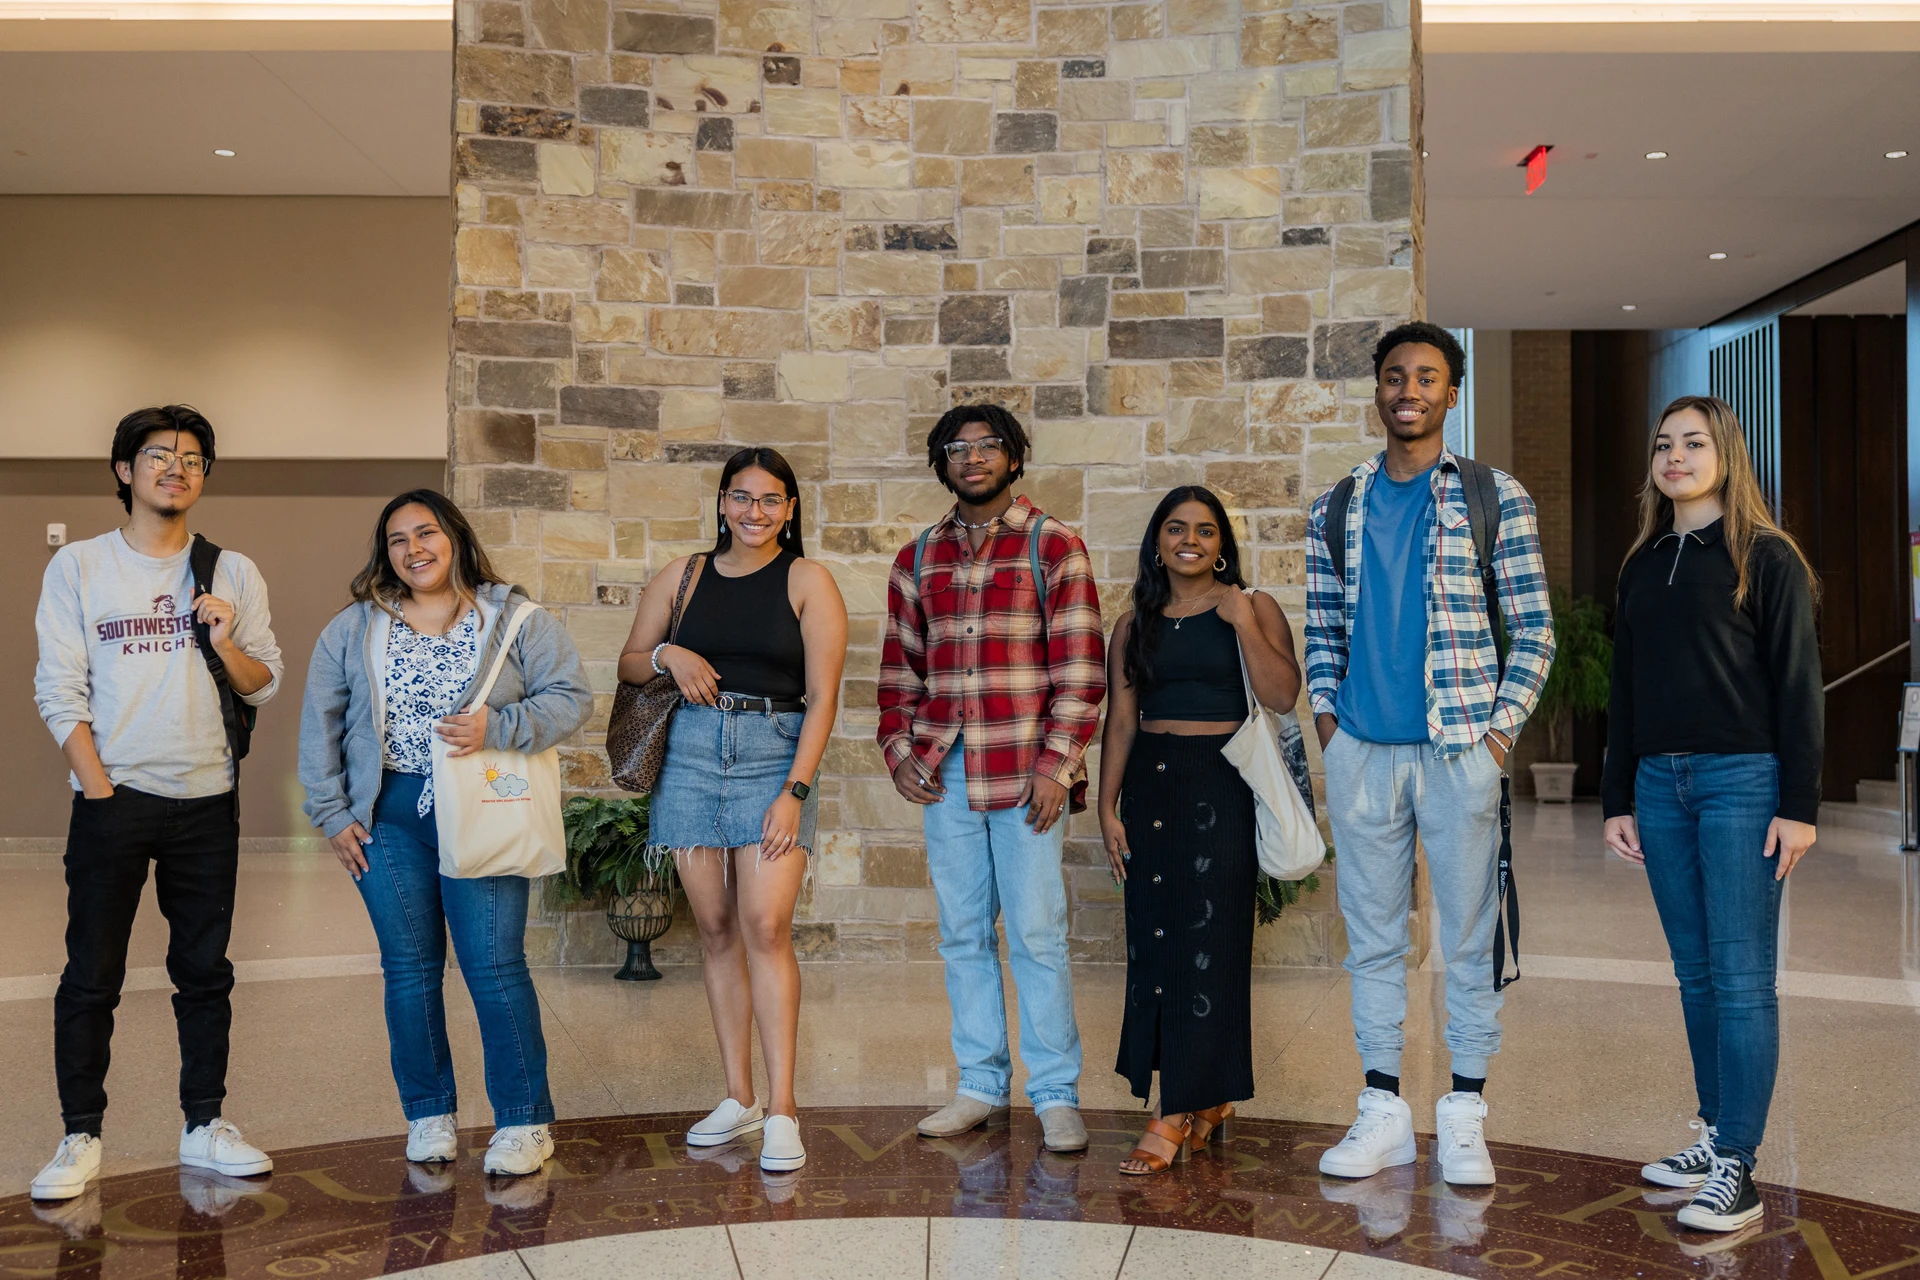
[299,490,591,1177]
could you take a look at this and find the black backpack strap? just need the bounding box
[189,534,254,806]
[1455,457,1506,665]
[1325,475,1356,585]
[1452,459,1520,991]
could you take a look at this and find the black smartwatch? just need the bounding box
[787,779,811,801]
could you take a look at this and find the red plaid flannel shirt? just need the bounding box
[878,498,1107,813]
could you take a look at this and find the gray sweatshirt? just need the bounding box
[34,529,283,797]
[298,582,593,840]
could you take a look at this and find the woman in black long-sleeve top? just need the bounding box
[1601,395,1822,1236]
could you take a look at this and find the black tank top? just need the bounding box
[673,551,806,699]
[1136,608,1245,723]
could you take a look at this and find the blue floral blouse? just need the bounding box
[382,608,480,816]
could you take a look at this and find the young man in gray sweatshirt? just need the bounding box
[30,406,284,1201]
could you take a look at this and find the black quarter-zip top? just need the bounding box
[1600,518,1823,823]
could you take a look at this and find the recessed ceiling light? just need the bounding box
[1621,304,1638,311]
[1708,252,1727,260]
[1421,150,1430,158]
[213,149,236,157]
[1888,150,1911,159]
[1644,150,1668,160]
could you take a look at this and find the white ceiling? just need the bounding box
[1424,49,1920,329]
[0,47,449,194]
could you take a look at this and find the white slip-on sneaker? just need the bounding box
[30,1135,102,1202]
[406,1114,458,1164]
[688,1098,765,1148]
[179,1119,273,1177]
[1317,1088,1416,1179]
[483,1125,553,1176]
[1434,1092,1496,1186]
[759,1114,805,1172]
[1642,1120,1716,1189]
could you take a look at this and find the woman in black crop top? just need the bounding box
[1096,486,1303,1176]
[616,447,848,1175]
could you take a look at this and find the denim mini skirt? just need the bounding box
[651,703,820,852]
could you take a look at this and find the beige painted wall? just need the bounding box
[0,196,452,459]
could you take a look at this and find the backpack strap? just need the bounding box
[1324,475,1357,586]
[1454,457,1507,669]
[1027,512,1050,616]
[188,534,255,807]
[912,524,935,599]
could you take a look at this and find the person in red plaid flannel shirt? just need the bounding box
[878,405,1107,1155]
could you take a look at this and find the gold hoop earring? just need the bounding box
[1153,553,1163,566]
[1214,556,1227,573]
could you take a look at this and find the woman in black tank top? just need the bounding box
[1096,486,1304,1176]
[616,448,848,1175]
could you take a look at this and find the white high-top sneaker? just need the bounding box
[483,1125,553,1176]
[406,1114,458,1164]
[1318,1088,1416,1178]
[1434,1092,1496,1185]
[30,1135,102,1201]
[179,1119,273,1177]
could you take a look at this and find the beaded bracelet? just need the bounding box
[651,641,670,675]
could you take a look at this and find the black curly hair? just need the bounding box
[1372,322,1466,387]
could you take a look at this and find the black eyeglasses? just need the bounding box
[942,438,1006,463]
[135,447,211,476]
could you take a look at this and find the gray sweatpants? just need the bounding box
[1323,729,1505,1079]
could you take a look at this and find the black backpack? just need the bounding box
[1324,457,1521,992]
[189,534,257,802]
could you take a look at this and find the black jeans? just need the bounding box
[55,787,240,1137]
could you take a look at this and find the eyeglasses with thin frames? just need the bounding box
[724,490,792,516]
[942,437,1006,463]
[135,447,211,476]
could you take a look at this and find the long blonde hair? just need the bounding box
[1623,395,1817,610]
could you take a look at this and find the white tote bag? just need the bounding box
[1218,629,1326,881]
[432,601,566,880]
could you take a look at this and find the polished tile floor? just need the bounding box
[0,803,1915,1278]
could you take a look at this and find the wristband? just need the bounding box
[651,642,670,676]
[1487,728,1513,751]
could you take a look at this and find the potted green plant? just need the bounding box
[558,795,677,981]
[1529,591,1614,803]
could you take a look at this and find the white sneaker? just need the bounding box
[483,1125,553,1176]
[1318,1088,1416,1178]
[407,1114,458,1163]
[1434,1091,1496,1185]
[179,1119,272,1177]
[30,1135,101,1201]
[688,1097,765,1147]
[759,1114,805,1172]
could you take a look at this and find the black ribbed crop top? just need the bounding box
[1135,608,1245,723]
[671,552,807,700]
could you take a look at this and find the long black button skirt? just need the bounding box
[1114,730,1258,1115]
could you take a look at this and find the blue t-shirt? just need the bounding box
[1335,466,1435,744]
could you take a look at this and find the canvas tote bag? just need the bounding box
[1218,616,1326,881]
[432,601,565,880]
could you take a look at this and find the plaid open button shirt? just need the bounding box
[878,498,1107,812]
[1305,450,1556,755]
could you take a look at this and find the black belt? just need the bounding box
[705,693,806,714]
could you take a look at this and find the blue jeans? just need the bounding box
[1323,730,1506,1079]
[922,740,1081,1111]
[1635,753,1783,1168]
[359,771,554,1127]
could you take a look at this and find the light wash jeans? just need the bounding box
[359,771,555,1127]
[1635,753,1783,1168]
[1323,729,1505,1079]
[922,739,1081,1112]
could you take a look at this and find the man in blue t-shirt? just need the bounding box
[1303,323,1556,1189]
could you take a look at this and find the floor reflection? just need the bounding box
[0,1108,1914,1280]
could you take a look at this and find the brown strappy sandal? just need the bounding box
[1120,1114,1193,1176]
[1189,1103,1235,1149]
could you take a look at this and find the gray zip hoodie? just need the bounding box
[298,582,593,840]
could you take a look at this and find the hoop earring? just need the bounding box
[1153,553,1163,567]
[1214,557,1228,573]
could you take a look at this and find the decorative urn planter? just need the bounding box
[607,876,675,982]
[1530,762,1579,804]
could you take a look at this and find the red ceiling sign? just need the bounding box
[1521,144,1553,194]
